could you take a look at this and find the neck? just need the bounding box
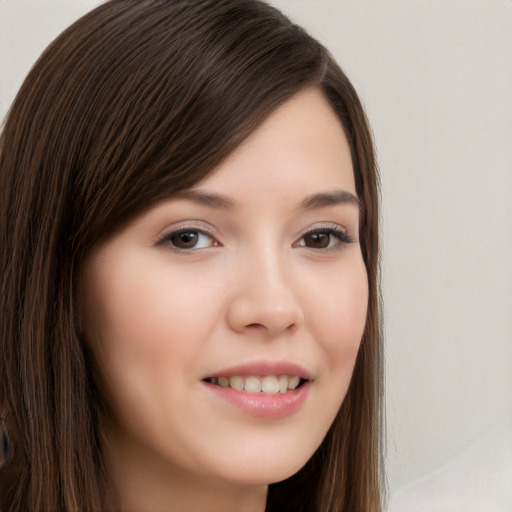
[105,427,268,512]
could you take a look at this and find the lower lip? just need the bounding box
[203,381,311,419]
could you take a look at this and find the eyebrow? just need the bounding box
[299,190,361,210]
[175,188,361,210]
[175,190,235,209]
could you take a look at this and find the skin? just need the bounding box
[82,88,368,512]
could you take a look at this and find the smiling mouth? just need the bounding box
[203,375,308,394]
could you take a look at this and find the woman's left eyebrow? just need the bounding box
[299,190,361,210]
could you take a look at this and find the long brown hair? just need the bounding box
[0,1,383,510]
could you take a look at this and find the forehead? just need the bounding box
[194,88,355,203]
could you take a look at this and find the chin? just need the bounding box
[205,442,317,487]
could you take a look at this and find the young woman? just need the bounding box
[0,1,383,510]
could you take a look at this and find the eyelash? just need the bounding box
[156,226,219,252]
[157,224,354,252]
[295,225,354,250]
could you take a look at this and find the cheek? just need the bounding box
[82,260,209,415]
[306,258,369,376]
[85,257,212,359]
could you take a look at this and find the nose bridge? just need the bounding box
[252,242,292,298]
[226,239,304,336]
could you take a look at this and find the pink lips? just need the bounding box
[202,361,312,419]
[205,361,312,380]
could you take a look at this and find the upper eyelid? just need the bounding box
[294,222,356,247]
[155,219,217,237]
[155,223,219,247]
[297,221,349,236]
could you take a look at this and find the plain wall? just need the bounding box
[1,0,511,504]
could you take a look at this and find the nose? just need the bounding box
[226,252,304,337]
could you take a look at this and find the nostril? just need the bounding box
[246,321,298,336]
[247,323,264,329]
[225,291,304,336]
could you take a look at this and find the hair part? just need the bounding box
[0,1,383,510]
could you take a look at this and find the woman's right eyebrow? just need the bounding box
[175,190,236,210]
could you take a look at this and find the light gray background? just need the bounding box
[1,1,511,508]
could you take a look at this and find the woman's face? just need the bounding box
[82,88,368,489]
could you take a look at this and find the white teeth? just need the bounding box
[218,377,230,388]
[229,376,245,391]
[288,376,300,390]
[244,376,262,393]
[261,375,279,394]
[278,375,288,393]
[212,375,303,393]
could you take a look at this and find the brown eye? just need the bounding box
[160,229,218,250]
[296,227,352,250]
[171,231,199,248]
[303,231,331,248]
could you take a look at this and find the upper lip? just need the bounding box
[203,360,313,381]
